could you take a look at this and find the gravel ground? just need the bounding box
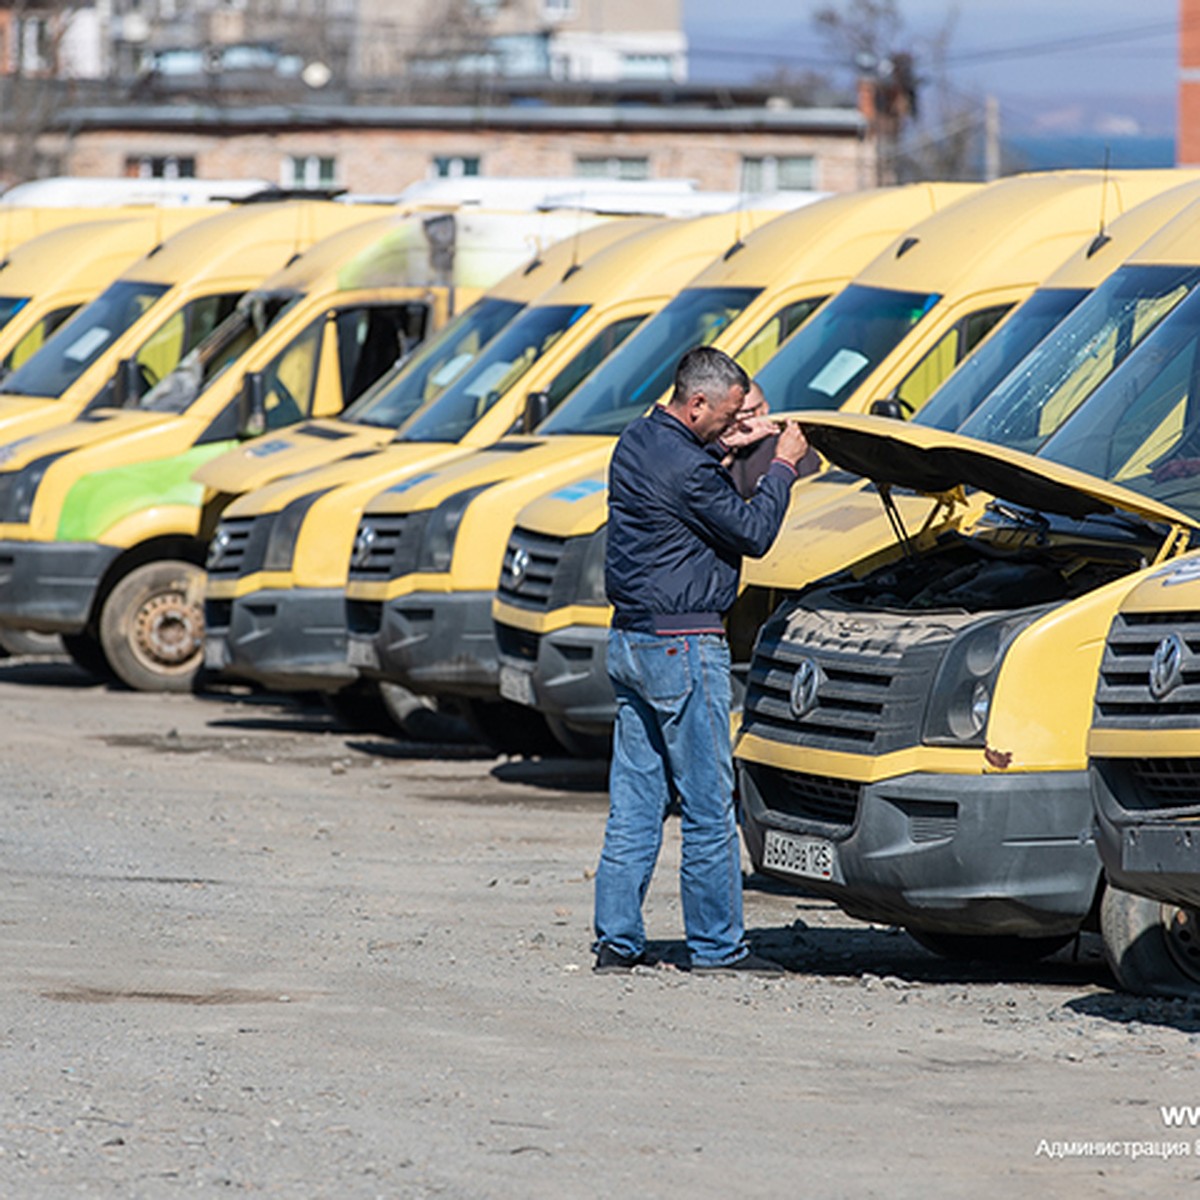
[2,657,1200,1198]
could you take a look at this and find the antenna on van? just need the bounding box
[724,168,750,260]
[1087,146,1114,258]
[561,196,586,281]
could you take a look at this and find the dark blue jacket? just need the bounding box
[606,405,797,634]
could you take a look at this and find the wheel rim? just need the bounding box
[130,588,203,672]
[1162,904,1200,983]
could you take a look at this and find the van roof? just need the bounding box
[682,183,977,292]
[118,200,385,287]
[856,170,1194,295]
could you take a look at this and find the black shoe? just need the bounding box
[593,945,645,974]
[690,952,786,978]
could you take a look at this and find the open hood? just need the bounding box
[798,411,1200,531]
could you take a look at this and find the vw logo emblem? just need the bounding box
[1149,633,1186,700]
[789,657,822,719]
[509,546,530,586]
[206,527,232,569]
[350,524,377,569]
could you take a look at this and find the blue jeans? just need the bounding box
[593,629,747,967]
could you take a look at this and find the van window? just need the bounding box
[260,319,323,432]
[541,314,645,411]
[334,303,429,407]
[0,280,169,399]
[735,296,826,377]
[134,291,241,392]
[0,295,27,330]
[4,304,79,373]
[894,304,1013,415]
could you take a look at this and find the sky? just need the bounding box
[684,0,1179,139]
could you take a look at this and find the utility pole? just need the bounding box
[984,93,1001,181]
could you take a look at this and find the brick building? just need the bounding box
[49,100,872,194]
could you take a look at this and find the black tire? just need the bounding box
[323,683,398,735]
[461,698,560,756]
[378,681,475,743]
[1100,885,1200,998]
[98,559,205,693]
[909,929,1076,964]
[545,714,611,759]
[61,631,117,681]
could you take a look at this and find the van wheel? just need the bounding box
[98,560,205,692]
[1100,886,1200,997]
[61,631,116,681]
[909,929,1076,963]
[0,629,61,657]
[461,699,560,756]
[546,714,611,759]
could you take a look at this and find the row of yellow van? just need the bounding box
[3,178,1200,996]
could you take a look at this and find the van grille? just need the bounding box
[1093,610,1200,727]
[743,604,961,755]
[206,516,271,578]
[496,525,606,611]
[744,762,860,835]
[346,511,430,581]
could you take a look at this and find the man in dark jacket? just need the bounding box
[593,345,809,975]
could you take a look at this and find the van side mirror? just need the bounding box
[237,371,267,438]
[111,357,144,408]
[523,390,551,434]
[869,397,905,420]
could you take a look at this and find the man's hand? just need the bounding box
[774,420,809,467]
[720,414,775,451]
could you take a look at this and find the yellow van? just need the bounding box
[192,212,643,510]
[1088,550,1200,996]
[493,177,1200,753]
[0,206,153,259]
[0,200,387,445]
[204,211,797,712]
[733,272,1200,961]
[0,208,563,691]
[336,187,982,744]
[0,210,219,376]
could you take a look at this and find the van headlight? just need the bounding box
[0,454,59,524]
[576,526,608,605]
[262,487,333,572]
[415,485,491,573]
[923,611,1045,746]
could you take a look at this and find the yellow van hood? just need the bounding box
[799,411,1200,531]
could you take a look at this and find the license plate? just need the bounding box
[203,638,229,670]
[347,638,380,671]
[762,828,836,881]
[499,663,536,707]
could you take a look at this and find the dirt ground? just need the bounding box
[2,657,1200,1198]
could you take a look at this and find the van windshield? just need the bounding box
[1038,284,1200,525]
[535,286,761,436]
[0,280,170,399]
[347,297,523,429]
[956,264,1200,454]
[137,292,298,414]
[0,295,28,331]
[917,288,1088,433]
[397,302,588,443]
[754,284,940,413]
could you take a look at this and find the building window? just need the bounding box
[740,155,816,193]
[124,155,196,179]
[284,155,337,188]
[620,53,673,80]
[542,0,576,19]
[432,156,481,178]
[575,156,650,181]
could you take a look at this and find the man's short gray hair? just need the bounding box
[670,346,749,406]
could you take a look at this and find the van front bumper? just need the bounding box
[352,589,497,698]
[495,620,613,732]
[738,762,1100,937]
[0,539,118,633]
[1091,759,1200,910]
[204,587,357,692]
